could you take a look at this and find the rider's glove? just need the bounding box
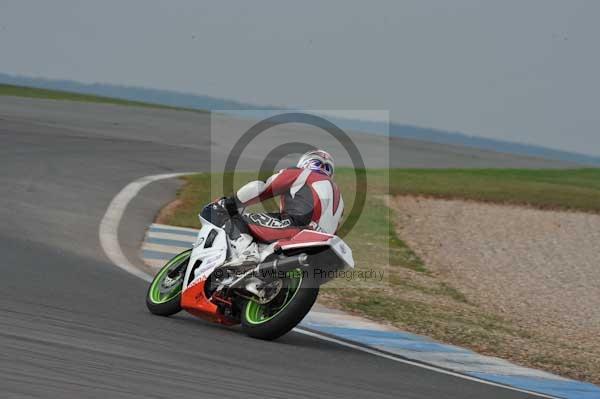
[223,196,239,217]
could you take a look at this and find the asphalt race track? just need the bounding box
[0,97,559,398]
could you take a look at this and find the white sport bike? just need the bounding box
[146,200,354,340]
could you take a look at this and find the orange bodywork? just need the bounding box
[181,279,238,325]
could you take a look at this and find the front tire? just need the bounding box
[241,270,319,340]
[146,249,191,316]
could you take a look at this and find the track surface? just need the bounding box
[0,97,555,398]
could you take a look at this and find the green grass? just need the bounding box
[0,83,205,112]
[389,168,600,213]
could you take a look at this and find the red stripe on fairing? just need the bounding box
[332,182,341,214]
[181,279,237,325]
[277,230,334,248]
[248,224,302,243]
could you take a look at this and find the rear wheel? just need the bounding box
[146,249,191,316]
[241,270,319,340]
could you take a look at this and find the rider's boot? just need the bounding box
[226,233,260,267]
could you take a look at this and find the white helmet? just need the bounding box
[297,150,335,177]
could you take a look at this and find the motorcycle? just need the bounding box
[146,201,354,340]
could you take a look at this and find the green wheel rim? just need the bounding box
[148,250,191,304]
[245,270,303,325]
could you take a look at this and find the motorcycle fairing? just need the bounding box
[180,216,233,324]
[180,215,354,325]
[181,279,237,325]
[277,230,354,269]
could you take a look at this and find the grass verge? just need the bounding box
[390,168,600,213]
[158,168,600,383]
[0,83,205,112]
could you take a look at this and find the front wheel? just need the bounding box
[146,249,191,316]
[241,270,319,340]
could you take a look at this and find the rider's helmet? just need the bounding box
[297,149,335,177]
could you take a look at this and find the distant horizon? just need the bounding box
[2,72,599,167]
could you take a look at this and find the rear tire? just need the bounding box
[241,270,319,340]
[146,249,191,316]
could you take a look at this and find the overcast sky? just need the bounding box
[1,1,598,155]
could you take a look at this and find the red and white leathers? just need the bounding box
[233,167,344,243]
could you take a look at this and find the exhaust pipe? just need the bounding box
[225,254,310,293]
[255,253,309,276]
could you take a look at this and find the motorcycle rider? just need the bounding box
[220,149,343,266]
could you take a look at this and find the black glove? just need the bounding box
[223,196,239,217]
